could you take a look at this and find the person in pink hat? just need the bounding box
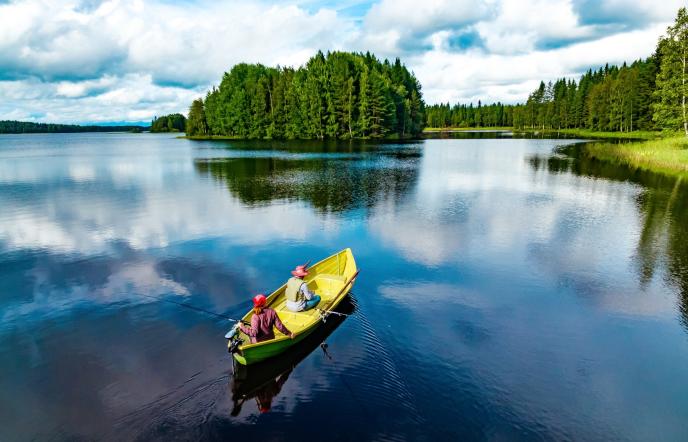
[285,265,321,312]
[239,294,294,343]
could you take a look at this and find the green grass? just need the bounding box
[583,136,688,178]
[424,126,688,177]
[514,127,666,140]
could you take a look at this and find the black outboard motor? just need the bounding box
[228,337,242,354]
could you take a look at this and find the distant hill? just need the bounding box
[0,120,149,134]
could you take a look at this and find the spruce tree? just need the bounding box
[187,98,208,136]
[654,7,688,135]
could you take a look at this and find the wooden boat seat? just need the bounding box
[311,273,347,297]
[315,274,347,282]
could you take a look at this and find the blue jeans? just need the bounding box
[304,295,321,310]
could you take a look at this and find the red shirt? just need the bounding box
[240,308,291,343]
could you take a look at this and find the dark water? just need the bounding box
[1,133,688,441]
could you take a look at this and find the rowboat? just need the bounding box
[228,248,358,365]
[230,297,354,415]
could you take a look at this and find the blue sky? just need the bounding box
[0,0,684,124]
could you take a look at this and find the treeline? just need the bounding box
[427,7,688,135]
[512,59,657,131]
[151,113,185,132]
[0,120,147,134]
[186,51,425,139]
[425,102,514,128]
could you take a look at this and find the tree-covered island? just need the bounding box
[150,113,186,133]
[185,51,424,139]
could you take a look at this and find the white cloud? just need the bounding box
[476,0,585,54]
[0,0,349,84]
[0,0,684,121]
[0,74,201,123]
[358,0,493,52]
[0,0,353,123]
[414,23,667,104]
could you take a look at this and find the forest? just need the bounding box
[150,114,186,132]
[186,51,425,139]
[425,102,514,128]
[426,7,688,135]
[0,120,147,134]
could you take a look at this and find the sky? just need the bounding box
[0,0,684,125]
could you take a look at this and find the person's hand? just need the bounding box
[290,333,296,339]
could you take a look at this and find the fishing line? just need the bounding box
[130,261,316,324]
[137,292,249,324]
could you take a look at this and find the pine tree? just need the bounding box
[186,98,208,136]
[357,65,371,137]
[199,51,425,139]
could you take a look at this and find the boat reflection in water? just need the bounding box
[230,297,355,416]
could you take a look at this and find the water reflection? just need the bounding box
[193,141,421,214]
[230,298,354,416]
[529,144,688,324]
[3,133,688,440]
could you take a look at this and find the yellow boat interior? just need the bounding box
[238,248,356,348]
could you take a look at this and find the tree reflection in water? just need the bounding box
[193,140,421,214]
[529,142,688,327]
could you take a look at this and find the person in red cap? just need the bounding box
[285,265,321,312]
[239,294,294,343]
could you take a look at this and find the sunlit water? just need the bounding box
[1,132,687,441]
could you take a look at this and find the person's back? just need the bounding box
[240,295,293,343]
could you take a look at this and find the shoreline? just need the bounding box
[513,128,664,141]
[181,129,688,179]
[179,134,420,141]
[581,136,688,178]
[423,127,512,133]
[424,126,669,141]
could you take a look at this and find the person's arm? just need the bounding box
[240,316,259,337]
[272,311,292,337]
[300,283,316,301]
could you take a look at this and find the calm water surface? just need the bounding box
[1,133,687,441]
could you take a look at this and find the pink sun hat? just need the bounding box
[291,265,309,277]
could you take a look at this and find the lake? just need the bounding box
[1,132,687,441]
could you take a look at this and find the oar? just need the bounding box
[333,270,360,300]
[316,270,360,318]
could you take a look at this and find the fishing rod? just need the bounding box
[138,259,327,342]
[137,293,250,325]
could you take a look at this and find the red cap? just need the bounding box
[252,294,267,307]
